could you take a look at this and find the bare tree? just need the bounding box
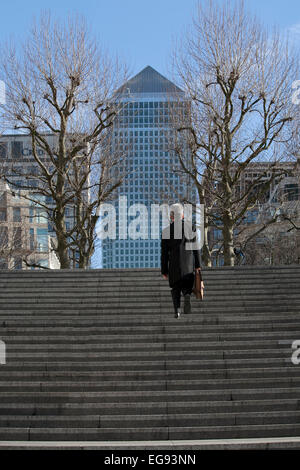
[240,222,300,266]
[233,166,300,264]
[172,0,298,266]
[0,11,129,268]
[0,226,31,269]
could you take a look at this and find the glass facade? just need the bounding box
[101,66,196,269]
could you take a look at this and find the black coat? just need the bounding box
[161,219,201,288]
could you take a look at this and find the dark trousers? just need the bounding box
[171,273,194,310]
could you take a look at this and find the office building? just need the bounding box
[0,133,79,268]
[101,66,196,268]
[0,180,59,269]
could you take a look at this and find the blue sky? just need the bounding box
[0,0,300,79]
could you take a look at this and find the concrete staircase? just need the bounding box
[0,266,300,448]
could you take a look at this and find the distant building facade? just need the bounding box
[0,180,60,269]
[208,161,299,266]
[0,133,80,268]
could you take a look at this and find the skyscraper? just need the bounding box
[101,66,196,269]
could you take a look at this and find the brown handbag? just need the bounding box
[193,269,204,300]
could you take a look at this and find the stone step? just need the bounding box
[0,277,299,284]
[0,287,298,297]
[0,334,297,349]
[0,366,298,381]
[0,387,298,404]
[1,314,300,326]
[0,439,299,450]
[2,422,300,441]
[0,268,298,274]
[0,357,295,372]
[1,410,300,428]
[1,338,296,353]
[0,306,299,315]
[0,398,297,416]
[1,347,294,363]
[0,313,299,325]
[0,297,299,306]
[0,282,298,291]
[0,310,298,319]
[0,313,299,324]
[0,376,299,392]
[1,292,298,300]
[0,266,299,444]
[2,322,300,335]
[0,276,299,285]
[1,290,299,298]
[0,266,298,273]
[1,279,299,286]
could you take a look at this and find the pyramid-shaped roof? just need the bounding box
[119,66,183,94]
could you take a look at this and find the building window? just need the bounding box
[37,228,48,252]
[0,226,8,248]
[14,258,22,270]
[30,228,34,250]
[29,207,34,223]
[0,258,8,269]
[13,207,21,222]
[0,142,7,158]
[285,184,299,201]
[36,208,47,224]
[0,208,7,221]
[13,227,22,249]
[11,141,23,159]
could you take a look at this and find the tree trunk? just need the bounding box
[55,207,70,269]
[56,235,70,269]
[222,212,235,266]
[202,218,212,267]
[78,253,89,269]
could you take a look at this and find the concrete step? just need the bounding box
[0,437,300,450]
[0,265,298,273]
[0,266,299,445]
[2,324,300,337]
[0,310,298,320]
[0,315,299,329]
[0,376,299,392]
[0,333,296,345]
[2,339,296,353]
[0,313,299,325]
[1,304,299,313]
[1,410,300,428]
[1,315,300,327]
[1,306,299,315]
[1,423,300,441]
[0,357,295,372]
[0,387,299,404]
[1,292,300,300]
[1,348,294,363]
[1,297,299,307]
[0,366,298,381]
[0,398,298,416]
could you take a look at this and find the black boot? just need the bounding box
[171,289,181,319]
[174,309,181,319]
